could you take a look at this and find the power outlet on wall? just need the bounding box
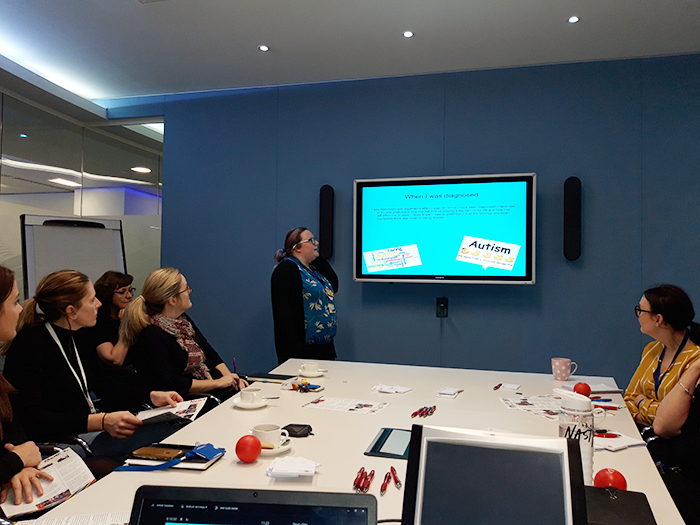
[436,297,448,318]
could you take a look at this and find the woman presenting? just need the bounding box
[271,227,338,364]
[624,284,700,426]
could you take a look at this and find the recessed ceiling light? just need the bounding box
[568,16,579,24]
[259,45,269,52]
[19,133,27,138]
[403,31,414,38]
[49,178,82,187]
[131,166,152,174]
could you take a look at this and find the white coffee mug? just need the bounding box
[240,387,263,405]
[252,424,289,449]
[552,358,578,381]
[300,362,319,374]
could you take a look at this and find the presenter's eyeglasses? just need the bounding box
[177,286,192,295]
[295,237,318,247]
[114,287,136,296]
[634,305,653,318]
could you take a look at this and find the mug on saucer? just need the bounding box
[252,424,289,449]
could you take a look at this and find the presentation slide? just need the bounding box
[359,181,529,277]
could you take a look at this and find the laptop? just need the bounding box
[129,485,377,525]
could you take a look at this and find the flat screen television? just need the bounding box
[401,425,587,525]
[353,173,535,284]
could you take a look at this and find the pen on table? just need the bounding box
[353,467,365,490]
[595,405,619,410]
[362,470,375,493]
[380,472,391,495]
[428,405,436,416]
[232,357,237,374]
[591,397,612,402]
[356,471,367,493]
[391,466,402,488]
[594,432,620,438]
[493,383,502,391]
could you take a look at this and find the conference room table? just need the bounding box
[43,359,684,524]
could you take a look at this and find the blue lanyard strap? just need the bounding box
[654,330,690,394]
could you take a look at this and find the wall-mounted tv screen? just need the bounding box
[353,173,536,284]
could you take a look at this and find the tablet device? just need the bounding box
[364,427,411,459]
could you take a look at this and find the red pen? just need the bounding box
[391,466,402,488]
[428,405,436,416]
[595,433,619,438]
[493,383,502,390]
[353,467,365,489]
[380,472,391,495]
[362,470,375,493]
[411,408,421,418]
[595,405,619,410]
[420,407,430,418]
[356,471,367,493]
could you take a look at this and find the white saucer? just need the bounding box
[232,398,269,410]
[260,439,292,456]
[298,370,324,378]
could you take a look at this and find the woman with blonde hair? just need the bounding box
[2,269,182,461]
[0,265,53,504]
[121,268,247,399]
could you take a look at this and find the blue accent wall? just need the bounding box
[156,54,700,386]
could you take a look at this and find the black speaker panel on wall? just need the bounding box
[319,184,334,259]
[564,177,581,261]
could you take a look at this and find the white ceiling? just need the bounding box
[0,0,699,103]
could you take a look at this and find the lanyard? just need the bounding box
[654,330,690,394]
[45,322,97,414]
[291,258,334,298]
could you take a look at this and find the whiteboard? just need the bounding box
[21,215,126,297]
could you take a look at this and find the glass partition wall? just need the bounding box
[0,93,163,299]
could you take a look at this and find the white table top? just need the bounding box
[43,359,683,524]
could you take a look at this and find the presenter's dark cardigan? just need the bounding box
[3,323,151,443]
[270,255,338,364]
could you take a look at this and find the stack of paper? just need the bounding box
[266,457,321,478]
[371,384,412,394]
[436,387,463,398]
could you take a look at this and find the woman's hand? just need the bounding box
[215,374,238,392]
[150,391,184,408]
[0,467,54,505]
[103,411,143,439]
[232,373,249,390]
[4,442,41,468]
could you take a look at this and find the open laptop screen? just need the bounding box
[129,486,377,525]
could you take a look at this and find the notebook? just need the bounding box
[129,485,377,525]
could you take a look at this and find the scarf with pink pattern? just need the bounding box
[151,314,212,380]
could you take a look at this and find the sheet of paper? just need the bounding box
[1,449,95,519]
[302,396,389,415]
[136,396,207,422]
[26,511,129,524]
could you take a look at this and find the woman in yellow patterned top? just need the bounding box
[624,284,700,426]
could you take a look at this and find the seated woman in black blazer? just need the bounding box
[120,268,247,400]
[2,270,183,462]
[0,265,52,504]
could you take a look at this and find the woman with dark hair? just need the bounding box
[92,270,134,366]
[2,269,182,461]
[271,227,338,364]
[120,268,247,399]
[624,284,700,426]
[0,265,53,504]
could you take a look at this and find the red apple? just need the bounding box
[573,382,591,397]
[594,468,627,490]
[235,435,262,463]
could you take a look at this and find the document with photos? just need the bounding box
[136,396,207,423]
[1,448,95,519]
